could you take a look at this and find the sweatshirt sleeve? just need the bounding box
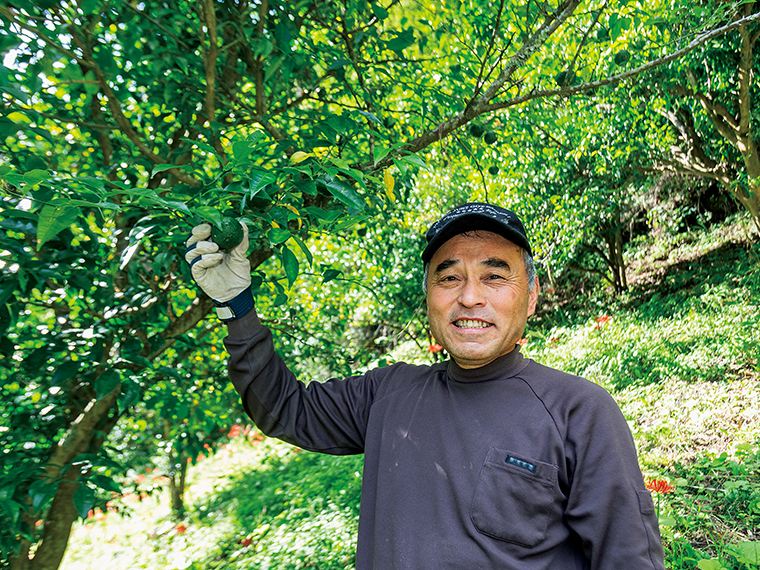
[562,383,665,570]
[223,309,374,455]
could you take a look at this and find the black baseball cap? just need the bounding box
[422,202,532,263]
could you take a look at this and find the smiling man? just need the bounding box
[185,202,665,570]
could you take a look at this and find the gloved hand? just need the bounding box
[184,222,254,321]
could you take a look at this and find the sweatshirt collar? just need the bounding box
[446,346,528,383]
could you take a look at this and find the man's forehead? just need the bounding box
[433,231,522,256]
[430,234,523,269]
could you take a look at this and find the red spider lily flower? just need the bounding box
[134,474,146,484]
[228,425,243,438]
[240,538,253,547]
[646,478,675,494]
[593,315,611,329]
[175,524,188,533]
[516,338,529,345]
[428,343,443,353]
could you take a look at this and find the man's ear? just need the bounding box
[527,276,539,317]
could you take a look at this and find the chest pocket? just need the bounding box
[470,447,559,547]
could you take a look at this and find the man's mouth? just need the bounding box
[453,319,492,329]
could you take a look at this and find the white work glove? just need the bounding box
[184,222,254,321]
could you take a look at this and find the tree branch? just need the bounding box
[565,0,608,82]
[200,0,226,162]
[484,10,760,112]
[370,0,582,170]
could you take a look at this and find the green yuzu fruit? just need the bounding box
[488,166,499,176]
[614,50,631,65]
[469,124,485,137]
[554,70,577,87]
[211,217,244,252]
[484,131,498,145]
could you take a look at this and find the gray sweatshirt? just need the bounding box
[225,310,665,570]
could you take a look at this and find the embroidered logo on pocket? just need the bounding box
[505,454,537,473]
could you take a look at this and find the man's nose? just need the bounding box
[458,278,486,307]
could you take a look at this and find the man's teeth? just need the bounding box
[454,319,490,329]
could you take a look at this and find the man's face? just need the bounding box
[426,231,538,369]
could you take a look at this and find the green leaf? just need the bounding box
[356,110,382,124]
[726,542,760,565]
[264,54,286,82]
[23,168,50,186]
[332,215,368,231]
[73,485,96,520]
[0,278,18,307]
[0,499,21,525]
[373,145,391,166]
[90,474,122,494]
[194,207,223,227]
[182,137,218,156]
[51,360,81,386]
[118,379,141,413]
[280,245,299,288]
[328,58,351,71]
[249,168,277,197]
[293,179,316,196]
[232,140,256,161]
[29,478,59,510]
[151,163,185,175]
[322,268,342,283]
[95,369,121,400]
[37,203,79,249]
[696,560,725,570]
[386,28,415,53]
[326,179,365,212]
[156,365,182,380]
[399,153,427,169]
[289,234,313,266]
[371,3,389,19]
[83,72,99,96]
[267,227,291,245]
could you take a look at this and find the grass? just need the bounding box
[61,438,363,570]
[60,216,760,570]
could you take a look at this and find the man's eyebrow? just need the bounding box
[433,259,459,274]
[482,258,509,269]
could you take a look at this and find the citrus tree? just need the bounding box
[619,0,760,234]
[1,1,755,569]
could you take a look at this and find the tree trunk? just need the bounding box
[8,386,121,570]
[602,226,628,293]
[27,468,81,570]
[732,181,760,235]
[169,453,190,515]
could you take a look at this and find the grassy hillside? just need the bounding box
[61,216,760,570]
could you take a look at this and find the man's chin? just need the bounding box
[447,346,515,369]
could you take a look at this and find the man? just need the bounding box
[185,202,665,570]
